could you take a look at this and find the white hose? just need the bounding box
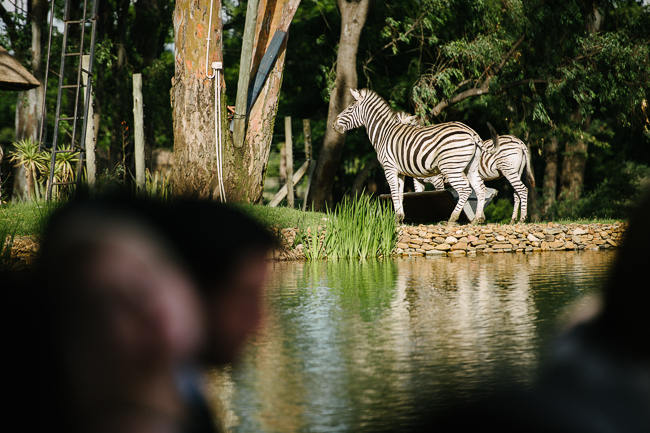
[205,0,225,202]
[213,62,226,202]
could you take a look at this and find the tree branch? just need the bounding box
[431,34,525,116]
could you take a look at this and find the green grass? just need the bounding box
[235,203,325,229]
[0,201,55,237]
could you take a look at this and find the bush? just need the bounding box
[546,161,650,220]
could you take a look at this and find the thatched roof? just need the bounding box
[0,46,40,91]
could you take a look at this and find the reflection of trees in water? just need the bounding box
[209,252,615,433]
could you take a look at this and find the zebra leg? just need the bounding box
[511,193,520,224]
[432,175,445,191]
[503,170,528,223]
[467,169,487,224]
[413,178,425,193]
[445,174,472,224]
[385,169,405,222]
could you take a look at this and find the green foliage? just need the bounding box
[484,198,515,224]
[0,200,57,237]
[322,194,397,259]
[547,161,650,220]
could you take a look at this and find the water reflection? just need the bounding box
[209,251,615,433]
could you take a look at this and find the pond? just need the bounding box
[207,251,616,433]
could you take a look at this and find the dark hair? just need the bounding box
[152,199,279,295]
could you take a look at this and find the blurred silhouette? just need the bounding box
[10,191,278,433]
[150,199,278,433]
[36,193,204,433]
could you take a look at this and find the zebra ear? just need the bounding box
[350,88,362,101]
[405,115,417,124]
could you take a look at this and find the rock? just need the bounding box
[493,243,512,249]
[434,236,446,243]
[396,242,409,249]
[451,242,468,251]
[472,239,487,246]
[435,243,451,251]
[408,243,420,249]
[564,241,576,250]
[527,234,540,242]
[495,235,507,242]
[426,249,446,255]
[571,228,588,235]
[545,227,564,235]
[586,244,600,251]
[607,239,618,247]
[410,238,423,245]
[445,236,458,244]
[550,240,565,249]
[544,234,555,242]
[449,250,467,256]
[421,243,435,251]
[467,235,479,243]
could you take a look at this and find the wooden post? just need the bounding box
[81,55,96,186]
[284,116,294,208]
[233,0,259,148]
[302,118,316,211]
[132,73,145,190]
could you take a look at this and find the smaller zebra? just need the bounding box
[395,112,534,223]
[412,131,535,223]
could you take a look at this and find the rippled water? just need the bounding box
[208,251,616,433]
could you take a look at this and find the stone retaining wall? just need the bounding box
[395,222,626,257]
[273,222,627,260]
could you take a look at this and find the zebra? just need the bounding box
[411,133,536,223]
[333,88,497,224]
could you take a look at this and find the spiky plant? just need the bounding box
[7,139,48,200]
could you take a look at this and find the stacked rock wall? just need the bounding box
[395,223,626,257]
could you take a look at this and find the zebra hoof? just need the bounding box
[472,216,486,225]
[395,212,405,223]
[444,220,459,227]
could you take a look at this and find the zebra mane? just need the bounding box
[357,89,403,124]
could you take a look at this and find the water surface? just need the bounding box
[208,251,615,433]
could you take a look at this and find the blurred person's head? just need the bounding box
[154,200,279,366]
[37,192,204,432]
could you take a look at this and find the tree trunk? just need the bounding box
[13,0,47,200]
[307,0,369,210]
[558,2,601,203]
[171,0,226,198]
[171,0,299,202]
[542,136,559,216]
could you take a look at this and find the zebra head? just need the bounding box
[333,88,367,134]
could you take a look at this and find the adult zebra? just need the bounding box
[413,135,535,223]
[333,88,495,224]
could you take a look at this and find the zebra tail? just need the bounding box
[486,122,499,154]
[523,144,536,188]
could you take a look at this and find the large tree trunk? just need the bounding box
[558,2,601,203]
[172,0,299,202]
[307,0,369,210]
[542,136,559,216]
[171,0,227,198]
[13,0,47,200]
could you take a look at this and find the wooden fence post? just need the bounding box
[302,118,315,211]
[82,55,96,187]
[132,73,145,190]
[285,116,294,208]
[233,0,259,148]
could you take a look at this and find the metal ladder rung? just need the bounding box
[65,19,93,25]
[59,116,84,121]
[64,52,82,57]
[61,84,84,89]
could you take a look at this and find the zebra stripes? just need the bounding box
[334,88,489,224]
[413,134,535,223]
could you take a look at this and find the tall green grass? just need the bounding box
[298,194,397,260]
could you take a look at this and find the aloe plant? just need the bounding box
[7,139,48,201]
